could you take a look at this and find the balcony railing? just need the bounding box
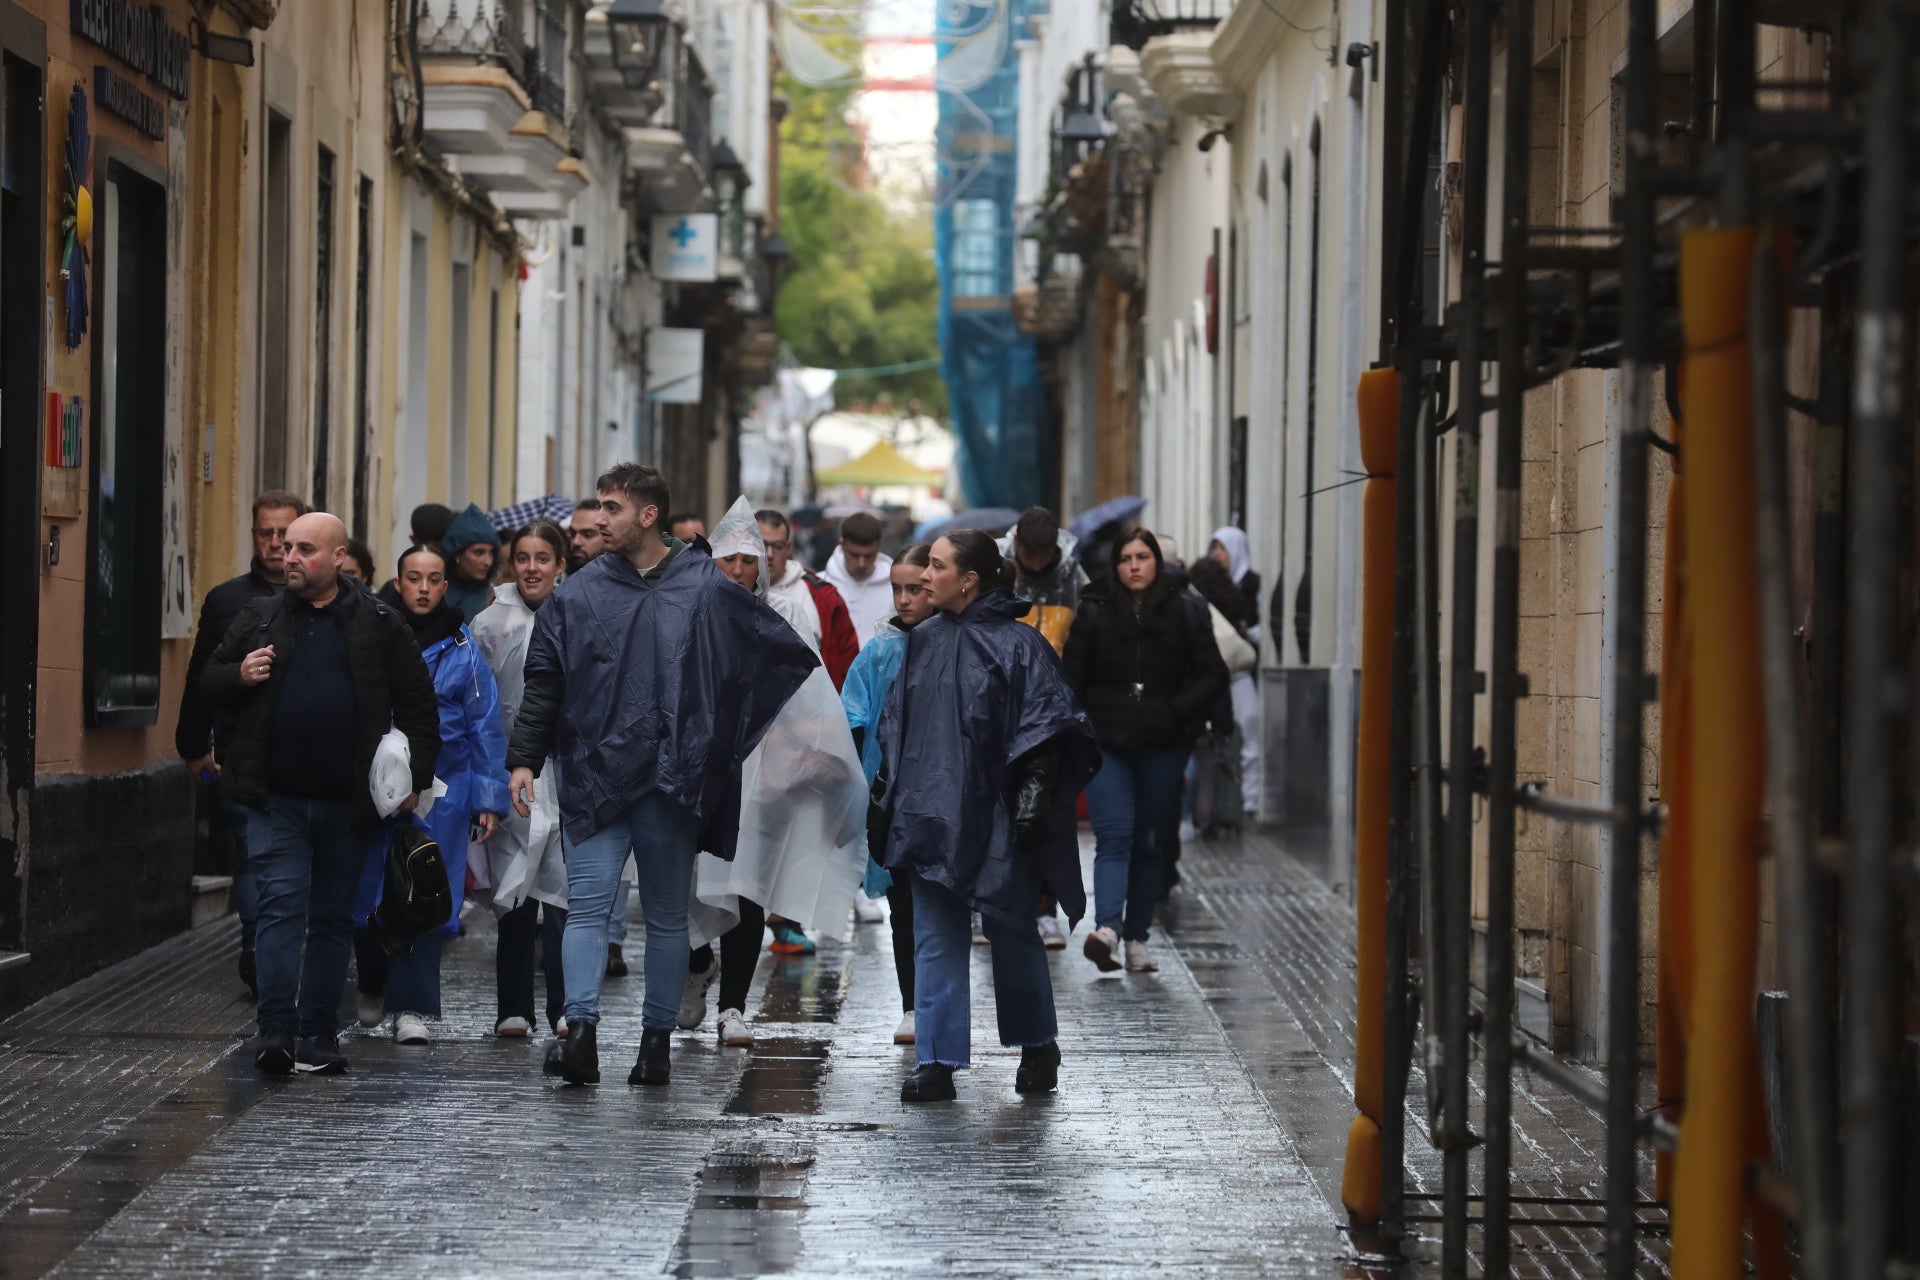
[527,0,568,119]
[1109,0,1233,50]
[419,0,527,85]
[676,46,713,177]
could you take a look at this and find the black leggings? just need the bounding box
[689,898,768,1015]
[886,873,914,1011]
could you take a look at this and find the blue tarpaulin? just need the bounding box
[934,0,1046,510]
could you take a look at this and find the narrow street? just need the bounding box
[0,832,1647,1279]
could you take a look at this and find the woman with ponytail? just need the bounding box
[873,530,1100,1102]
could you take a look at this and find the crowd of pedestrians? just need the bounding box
[178,471,1267,1099]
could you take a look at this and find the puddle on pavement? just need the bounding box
[667,1139,816,1278]
[751,952,851,1024]
[724,1039,832,1116]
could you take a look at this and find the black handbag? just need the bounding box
[369,820,453,957]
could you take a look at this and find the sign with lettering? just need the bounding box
[95,66,164,140]
[70,0,191,99]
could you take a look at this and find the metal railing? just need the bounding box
[1361,0,1911,1273]
[417,0,527,87]
[675,46,713,178]
[527,0,568,119]
[1108,0,1233,51]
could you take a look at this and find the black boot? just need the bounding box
[900,1064,957,1102]
[629,1027,672,1086]
[1015,1042,1060,1094]
[543,1020,600,1084]
[238,947,257,997]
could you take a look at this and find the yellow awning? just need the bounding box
[815,440,945,488]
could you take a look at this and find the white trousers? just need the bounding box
[1230,669,1262,815]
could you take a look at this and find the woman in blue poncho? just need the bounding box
[875,531,1101,1103]
[353,544,510,1045]
[840,542,933,1047]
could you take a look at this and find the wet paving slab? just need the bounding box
[0,831,1648,1277]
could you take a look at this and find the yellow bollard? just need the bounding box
[1341,367,1399,1223]
[1671,227,1786,1280]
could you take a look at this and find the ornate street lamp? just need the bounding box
[606,0,669,88]
[710,139,750,263]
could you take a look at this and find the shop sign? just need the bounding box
[95,66,164,141]
[71,0,191,100]
[651,214,718,282]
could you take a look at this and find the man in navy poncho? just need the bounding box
[506,463,818,1088]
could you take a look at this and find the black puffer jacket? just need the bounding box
[175,560,282,762]
[1062,579,1229,753]
[202,584,441,829]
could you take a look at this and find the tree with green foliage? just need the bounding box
[774,69,946,421]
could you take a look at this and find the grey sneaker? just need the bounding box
[1125,939,1159,973]
[1083,926,1122,972]
[679,960,718,1031]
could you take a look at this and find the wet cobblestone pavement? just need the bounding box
[1,832,1658,1277]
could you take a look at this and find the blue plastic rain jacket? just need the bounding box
[515,544,819,853]
[876,590,1101,927]
[842,618,910,897]
[356,620,511,937]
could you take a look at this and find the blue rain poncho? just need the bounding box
[520,538,821,856]
[356,620,510,937]
[876,590,1101,926]
[842,618,910,897]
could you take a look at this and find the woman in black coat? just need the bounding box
[1062,525,1229,974]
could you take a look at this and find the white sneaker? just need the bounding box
[679,961,719,1030]
[496,1015,532,1038]
[356,993,384,1028]
[853,889,887,924]
[1125,940,1159,973]
[717,1007,753,1047]
[893,1011,916,1045]
[1037,915,1066,950]
[1083,926,1122,972]
[393,1012,431,1045]
[971,913,989,946]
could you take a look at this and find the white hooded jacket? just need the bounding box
[823,545,896,644]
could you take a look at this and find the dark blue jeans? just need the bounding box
[1085,747,1188,941]
[249,794,360,1039]
[910,871,1056,1068]
[221,794,259,950]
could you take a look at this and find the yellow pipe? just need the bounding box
[1342,367,1399,1225]
[1655,378,1692,1203]
[1671,227,1766,1280]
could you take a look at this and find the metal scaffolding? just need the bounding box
[1361,0,1920,1272]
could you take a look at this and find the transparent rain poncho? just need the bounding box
[689,497,868,945]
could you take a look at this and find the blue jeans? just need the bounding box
[607,878,631,946]
[910,870,1056,1068]
[222,794,259,949]
[560,792,699,1031]
[1085,747,1188,941]
[249,794,360,1039]
[353,929,444,1019]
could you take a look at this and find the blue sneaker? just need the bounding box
[769,922,815,955]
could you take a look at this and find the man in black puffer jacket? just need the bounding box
[204,512,440,1077]
[176,489,308,991]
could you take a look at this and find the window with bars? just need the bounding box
[529,0,567,119]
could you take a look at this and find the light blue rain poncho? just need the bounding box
[841,617,910,897]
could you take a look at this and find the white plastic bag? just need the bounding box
[369,727,447,818]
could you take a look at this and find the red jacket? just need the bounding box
[805,574,860,690]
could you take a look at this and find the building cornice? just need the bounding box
[1139,30,1241,121]
[1212,0,1312,93]
[217,0,279,31]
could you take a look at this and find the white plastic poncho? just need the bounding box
[689,497,868,946]
[469,582,569,913]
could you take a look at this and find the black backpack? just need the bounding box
[369,820,453,957]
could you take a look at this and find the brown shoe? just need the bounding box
[606,944,628,977]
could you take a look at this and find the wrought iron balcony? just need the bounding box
[418,0,527,84]
[625,37,716,211]
[526,0,569,120]
[1109,0,1234,51]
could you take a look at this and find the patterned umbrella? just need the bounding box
[60,83,91,350]
[489,494,579,532]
